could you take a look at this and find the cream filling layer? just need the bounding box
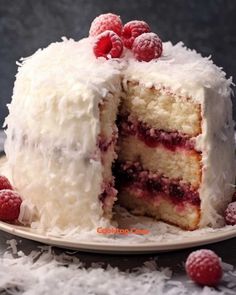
[121,80,201,136]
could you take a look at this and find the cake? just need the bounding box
[3,14,235,232]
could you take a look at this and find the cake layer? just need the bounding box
[119,189,200,230]
[118,135,202,188]
[118,114,194,151]
[121,81,202,136]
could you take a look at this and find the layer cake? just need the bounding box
[3,17,235,232]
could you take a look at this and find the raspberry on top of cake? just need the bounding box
[3,13,235,233]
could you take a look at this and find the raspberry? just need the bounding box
[225,201,236,225]
[0,190,22,221]
[132,32,163,62]
[185,249,222,286]
[122,20,151,49]
[0,175,13,190]
[93,30,123,59]
[89,13,123,37]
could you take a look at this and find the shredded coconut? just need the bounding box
[0,239,235,295]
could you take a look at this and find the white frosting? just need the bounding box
[4,37,235,231]
[124,42,232,101]
[4,37,121,231]
[197,87,235,227]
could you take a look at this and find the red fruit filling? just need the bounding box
[98,132,117,153]
[98,138,113,153]
[115,161,200,206]
[99,182,117,208]
[118,114,195,151]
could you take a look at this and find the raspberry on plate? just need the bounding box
[89,13,123,37]
[0,175,13,190]
[122,20,151,49]
[93,30,123,59]
[185,249,222,286]
[132,32,163,62]
[0,189,22,222]
[225,201,236,225]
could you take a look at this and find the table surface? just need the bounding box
[1,231,236,294]
[0,130,236,294]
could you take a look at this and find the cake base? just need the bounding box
[118,190,200,230]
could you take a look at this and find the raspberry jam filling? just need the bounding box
[98,133,117,152]
[118,114,195,151]
[115,161,200,206]
[98,138,113,152]
[99,182,117,207]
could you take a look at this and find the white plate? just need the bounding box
[0,221,236,254]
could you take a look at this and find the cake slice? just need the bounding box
[116,42,235,230]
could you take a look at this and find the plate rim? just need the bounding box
[1,221,236,254]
